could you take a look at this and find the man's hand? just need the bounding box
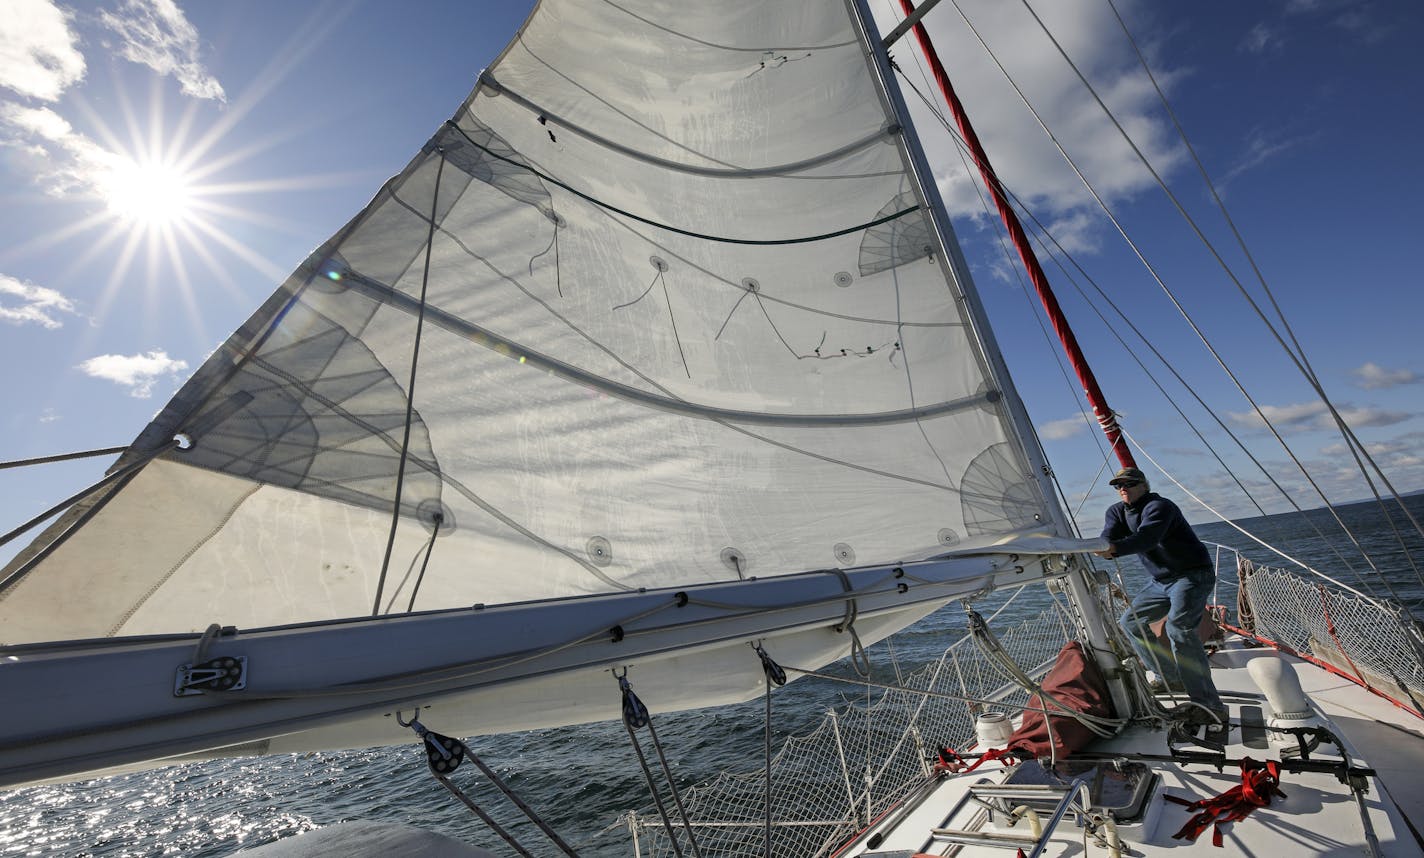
[1095,546,1117,559]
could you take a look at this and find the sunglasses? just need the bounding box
[1112,480,1142,489]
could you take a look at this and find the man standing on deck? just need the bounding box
[1095,467,1227,728]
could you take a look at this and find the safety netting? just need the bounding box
[623,597,1077,857]
[1227,552,1424,715]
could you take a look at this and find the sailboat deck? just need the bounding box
[844,637,1424,856]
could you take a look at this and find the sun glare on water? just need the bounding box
[102,157,194,229]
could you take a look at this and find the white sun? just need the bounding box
[102,157,194,229]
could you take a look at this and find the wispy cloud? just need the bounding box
[1284,0,1391,45]
[99,0,225,102]
[1351,362,1419,390]
[1228,400,1412,432]
[0,0,85,100]
[1328,9,1391,45]
[0,272,78,328]
[1038,413,1091,441]
[1239,22,1280,55]
[1220,125,1313,188]
[77,350,188,398]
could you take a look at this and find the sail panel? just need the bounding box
[0,0,1059,644]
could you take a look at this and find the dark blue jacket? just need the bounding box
[1101,492,1211,582]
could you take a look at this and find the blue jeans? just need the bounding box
[1119,569,1223,711]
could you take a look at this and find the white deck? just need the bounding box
[842,637,1424,857]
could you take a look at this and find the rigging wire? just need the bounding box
[1100,0,1424,582]
[893,56,1099,530]
[999,0,1422,580]
[894,67,1381,598]
[0,439,180,592]
[1121,425,1402,610]
[372,151,447,617]
[0,446,127,471]
[916,0,1396,589]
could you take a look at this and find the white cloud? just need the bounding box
[1228,400,1412,432]
[0,272,78,328]
[77,350,188,398]
[1351,362,1419,390]
[1039,413,1091,440]
[885,0,1187,230]
[99,0,225,102]
[0,0,85,100]
[0,101,131,198]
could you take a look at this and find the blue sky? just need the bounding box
[0,0,1420,563]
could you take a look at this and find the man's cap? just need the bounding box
[1108,467,1146,487]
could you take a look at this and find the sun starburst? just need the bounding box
[100,156,195,230]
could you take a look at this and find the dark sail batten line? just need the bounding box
[333,269,999,428]
[482,77,898,179]
[442,121,921,246]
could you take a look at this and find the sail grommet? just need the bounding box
[172,433,193,451]
[741,277,760,293]
[833,543,856,566]
[649,256,669,273]
[721,547,747,578]
[938,528,961,547]
[586,536,613,567]
[416,499,454,536]
[833,271,853,288]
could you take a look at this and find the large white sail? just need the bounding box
[0,0,1060,645]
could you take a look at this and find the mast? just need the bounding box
[891,0,1136,470]
[846,0,1133,719]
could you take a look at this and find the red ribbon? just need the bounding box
[935,746,1016,774]
[1166,758,1286,847]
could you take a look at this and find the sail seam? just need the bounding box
[445,120,921,246]
[485,78,893,179]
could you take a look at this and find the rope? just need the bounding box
[396,710,576,856]
[0,446,127,470]
[754,643,787,857]
[405,514,443,612]
[445,120,921,246]
[373,150,447,616]
[0,438,179,592]
[826,568,872,678]
[615,671,695,858]
[0,451,154,550]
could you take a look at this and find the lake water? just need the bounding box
[3,494,1422,857]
